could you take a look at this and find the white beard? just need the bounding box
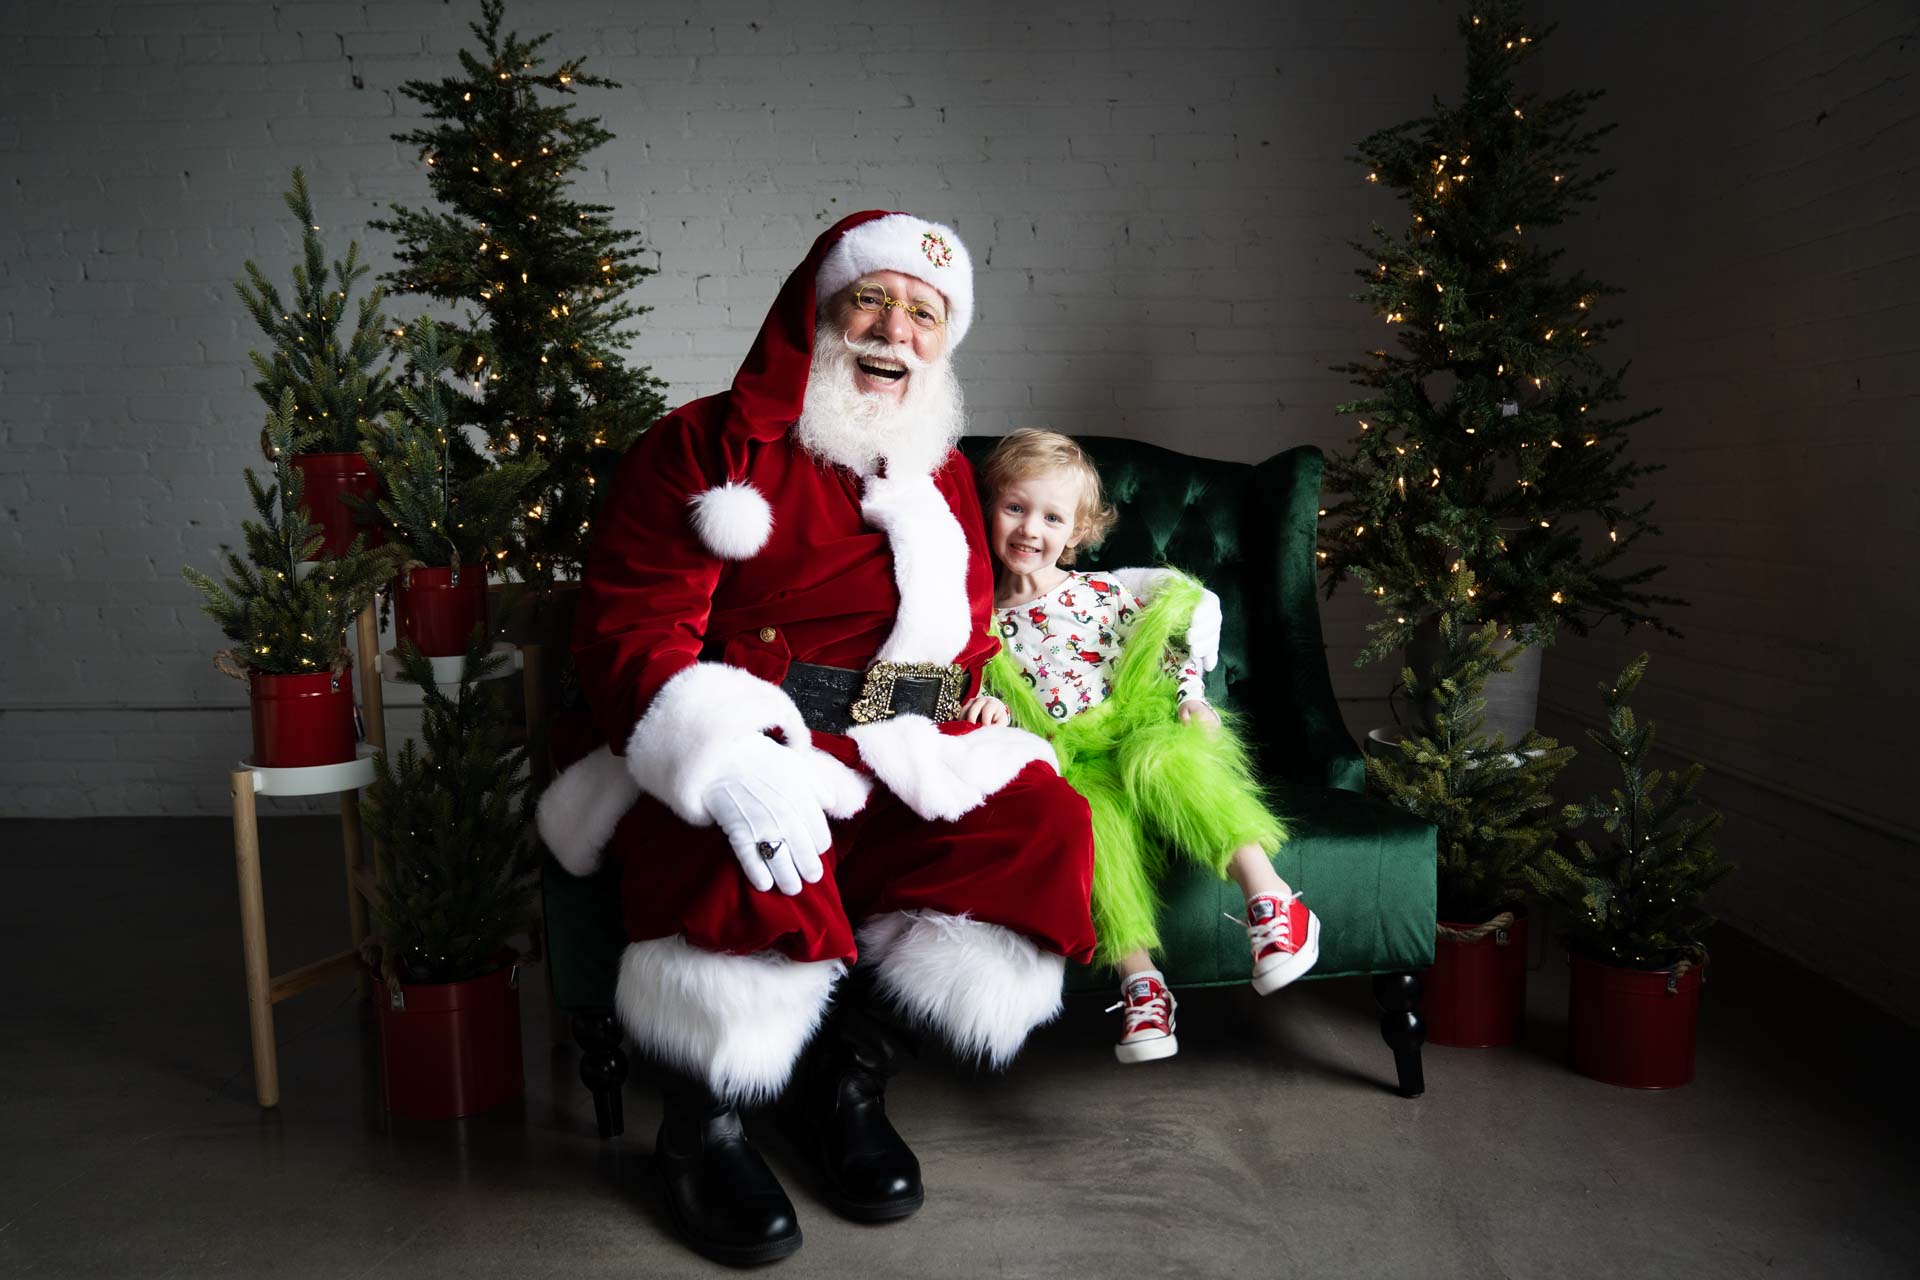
[792,325,965,478]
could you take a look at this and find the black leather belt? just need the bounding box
[780,660,969,736]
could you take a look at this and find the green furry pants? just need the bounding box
[1067,714,1285,970]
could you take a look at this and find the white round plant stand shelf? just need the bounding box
[378,642,522,686]
[239,743,378,797]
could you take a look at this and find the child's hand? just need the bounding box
[960,695,1010,727]
[1178,699,1220,730]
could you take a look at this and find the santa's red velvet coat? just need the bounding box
[538,212,1096,1102]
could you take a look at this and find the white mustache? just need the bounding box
[841,331,932,371]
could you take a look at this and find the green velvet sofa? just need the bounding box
[542,439,1437,1138]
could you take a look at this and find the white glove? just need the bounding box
[1111,566,1223,673]
[700,734,849,895]
[622,665,871,894]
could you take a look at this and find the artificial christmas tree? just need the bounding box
[373,0,667,593]
[363,632,538,1118]
[1365,568,1572,1045]
[362,318,546,654]
[235,168,401,556]
[183,392,403,766]
[1321,0,1682,715]
[1529,654,1731,1087]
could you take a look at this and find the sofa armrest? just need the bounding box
[1250,446,1365,793]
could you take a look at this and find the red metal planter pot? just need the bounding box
[1569,952,1703,1089]
[1423,909,1528,1048]
[290,451,385,558]
[374,959,525,1120]
[393,565,491,656]
[249,667,357,768]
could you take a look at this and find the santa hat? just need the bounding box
[679,211,973,561]
[815,213,975,348]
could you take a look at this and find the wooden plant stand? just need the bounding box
[228,603,551,1108]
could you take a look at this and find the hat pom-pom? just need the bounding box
[688,481,773,559]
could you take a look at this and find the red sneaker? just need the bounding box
[1241,893,1321,995]
[1106,972,1179,1064]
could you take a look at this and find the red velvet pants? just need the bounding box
[611,760,1098,967]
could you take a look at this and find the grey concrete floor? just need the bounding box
[2,817,1916,1279]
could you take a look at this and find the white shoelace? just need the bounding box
[1105,987,1172,1036]
[1231,893,1298,953]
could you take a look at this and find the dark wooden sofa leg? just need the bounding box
[1372,972,1426,1098]
[573,1009,629,1138]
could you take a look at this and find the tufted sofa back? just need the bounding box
[957,435,1359,790]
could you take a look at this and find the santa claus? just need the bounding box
[538,211,1098,1265]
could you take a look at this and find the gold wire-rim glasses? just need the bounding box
[849,282,946,331]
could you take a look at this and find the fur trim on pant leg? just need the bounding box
[855,911,1065,1069]
[614,936,844,1104]
[536,745,636,876]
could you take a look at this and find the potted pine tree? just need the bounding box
[1367,569,1572,1046]
[184,394,402,767]
[363,318,546,656]
[1529,655,1731,1088]
[236,168,400,557]
[362,633,538,1119]
[373,0,668,694]
[1319,0,1681,744]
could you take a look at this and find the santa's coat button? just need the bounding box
[758,627,778,643]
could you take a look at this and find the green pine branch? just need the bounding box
[371,0,668,589]
[1320,0,1684,665]
[360,317,547,567]
[1365,566,1574,920]
[1527,654,1732,968]
[234,168,400,455]
[183,391,406,675]
[364,629,537,984]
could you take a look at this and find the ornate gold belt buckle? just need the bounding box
[850,661,968,725]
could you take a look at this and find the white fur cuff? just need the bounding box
[624,663,814,824]
[536,745,636,876]
[616,937,845,1103]
[847,716,1057,824]
[857,911,1065,1068]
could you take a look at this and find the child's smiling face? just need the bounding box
[990,469,1085,574]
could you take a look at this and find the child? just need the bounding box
[960,429,1321,1063]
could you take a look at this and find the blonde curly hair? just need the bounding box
[978,428,1118,566]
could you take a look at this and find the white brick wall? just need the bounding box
[4,2,1914,1018]
[1,0,1437,819]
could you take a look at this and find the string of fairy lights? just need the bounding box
[384,53,636,577]
[1319,12,1648,634]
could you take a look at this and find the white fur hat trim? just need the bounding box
[816,214,975,348]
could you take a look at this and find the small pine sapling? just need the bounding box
[183,392,403,676]
[361,317,547,569]
[1528,654,1731,969]
[1366,568,1574,922]
[364,630,538,985]
[234,168,399,455]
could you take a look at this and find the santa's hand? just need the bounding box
[959,694,1009,727]
[700,741,832,895]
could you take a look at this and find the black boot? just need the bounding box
[655,1071,803,1266]
[794,970,925,1222]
